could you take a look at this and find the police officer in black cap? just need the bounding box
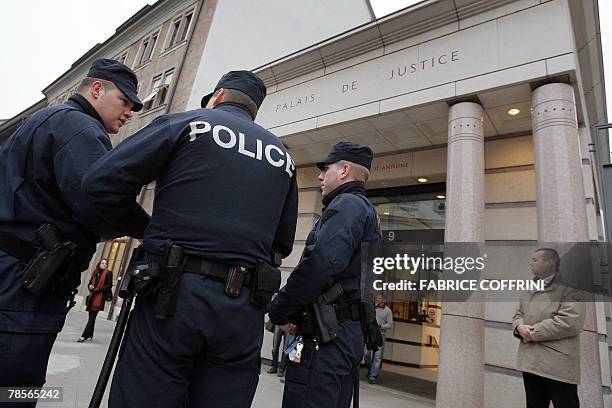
[83,70,298,407]
[0,59,146,398]
[269,141,382,408]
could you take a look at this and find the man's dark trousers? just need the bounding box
[282,320,364,408]
[109,272,263,408]
[523,372,580,408]
[0,252,59,408]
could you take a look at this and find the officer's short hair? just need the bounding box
[213,88,259,118]
[336,160,370,182]
[79,77,117,93]
[536,248,560,272]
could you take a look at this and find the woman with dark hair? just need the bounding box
[77,258,113,342]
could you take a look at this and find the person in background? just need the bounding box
[78,258,113,342]
[268,325,295,377]
[426,307,437,325]
[366,295,393,384]
[512,248,585,408]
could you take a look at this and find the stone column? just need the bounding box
[532,82,603,407]
[532,83,589,241]
[436,102,485,408]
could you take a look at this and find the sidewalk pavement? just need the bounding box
[38,310,434,408]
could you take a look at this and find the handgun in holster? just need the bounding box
[155,241,184,320]
[311,283,344,343]
[22,223,77,296]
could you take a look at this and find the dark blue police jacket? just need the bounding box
[269,182,381,325]
[84,103,298,267]
[0,95,148,333]
[0,95,147,267]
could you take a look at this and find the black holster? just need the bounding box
[249,260,281,309]
[154,241,184,320]
[310,283,344,343]
[21,223,77,296]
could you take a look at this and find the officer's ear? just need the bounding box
[211,89,225,107]
[340,163,351,180]
[91,81,105,100]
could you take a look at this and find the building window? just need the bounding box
[135,30,160,67]
[164,8,194,50]
[141,68,175,111]
[114,51,129,64]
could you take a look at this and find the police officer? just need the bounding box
[269,141,381,408]
[0,59,146,399]
[82,70,298,407]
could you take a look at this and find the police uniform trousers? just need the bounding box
[0,251,65,408]
[109,272,263,408]
[282,320,364,408]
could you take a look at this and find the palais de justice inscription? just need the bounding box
[273,50,460,114]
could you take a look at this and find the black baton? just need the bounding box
[353,368,359,408]
[88,293,133,407]
[88,247,144,408]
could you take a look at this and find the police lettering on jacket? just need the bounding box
[188,121,295,178]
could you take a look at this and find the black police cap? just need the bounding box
[200,70,267,110]
[316,141,374,171]
[87,59,143,112]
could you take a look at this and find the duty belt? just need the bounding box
[0,231,37,263]
[146,252,253,287]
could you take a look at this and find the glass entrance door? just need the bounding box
[365,183,445,399]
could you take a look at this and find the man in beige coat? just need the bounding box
[512,248,585,408]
